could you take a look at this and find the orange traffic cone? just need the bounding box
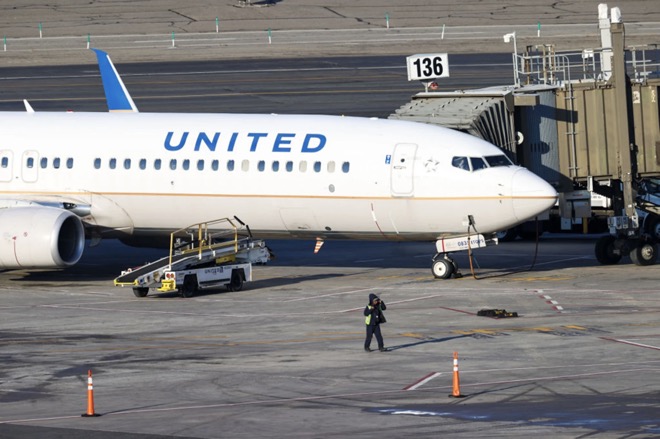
[81,370,101,417]
[449,352,465,398]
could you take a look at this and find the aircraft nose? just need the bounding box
[511,169,558,221]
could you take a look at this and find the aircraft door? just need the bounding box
[390,143,417,197]
[21,150,38,183]
[0,150,12,182]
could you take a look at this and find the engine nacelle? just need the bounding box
[0,207,85,269]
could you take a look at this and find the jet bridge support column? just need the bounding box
[594,15,657,266]
[610,19,636,224]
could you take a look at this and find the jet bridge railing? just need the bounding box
[512,44,660,87]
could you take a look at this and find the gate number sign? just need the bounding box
[406,54,449,81]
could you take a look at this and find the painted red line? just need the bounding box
[403,371,441,391]
[538,293,564,313]
[438,306,474,316]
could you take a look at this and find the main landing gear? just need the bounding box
[431,254,462,279]
[595,234,657,266]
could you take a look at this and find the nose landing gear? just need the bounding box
[432,254,461,279]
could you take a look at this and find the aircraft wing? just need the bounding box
[0,194,91,216]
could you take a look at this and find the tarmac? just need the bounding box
[1,238,660,438]
[0,0,658,66]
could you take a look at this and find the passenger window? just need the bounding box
[40,157,48,169]
[124,159,131,170]
[272,161,280,172]
[258,160,265,172]
[211,160,219,171]
[227,160,235,171]
[241,160,250,172]
[313,161,322,173]
[286,161,293,172]
[197,160,204,171]
[182,159,190,170]
[170,159,177,170]
[299,161,307,172]
[94,158,101,169]
[342,162,350,173]
[109,158,116,169]
[470,157,487,171]
[2,157,9,168]
[139,159,147,170]
[327,161,336,173]
[52,158,60,169]
[26,157,34,168]
[154,159,162,170]
[66,158,74,169]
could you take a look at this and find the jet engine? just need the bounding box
[0,207,85,269]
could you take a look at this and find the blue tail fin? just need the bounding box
[91,48,139,113]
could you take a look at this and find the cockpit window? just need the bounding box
[485,155,513,167]
[470,157,487,171]
[452,156,469,171]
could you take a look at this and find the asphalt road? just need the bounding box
[0,53,513,116]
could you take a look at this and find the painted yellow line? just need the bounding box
[400,332,425,338]
[563,325,588,331]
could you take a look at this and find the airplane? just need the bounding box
[0,50,557,279]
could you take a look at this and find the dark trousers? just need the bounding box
[365,324,384,349]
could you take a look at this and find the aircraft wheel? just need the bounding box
[132,287,149,298]
[431,259,454,279]
[227,270,244,292]
[181,275,197,298]
[646,215,660,240]
[630,242,657,266]
[594,235,622,265]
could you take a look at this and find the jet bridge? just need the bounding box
[389,89,518,161]
[391,3,660,266]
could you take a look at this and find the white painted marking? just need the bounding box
[281,288,376,303]
[605,338,660,351]
[403,372,441,391]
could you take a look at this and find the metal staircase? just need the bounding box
[114,217,269,289]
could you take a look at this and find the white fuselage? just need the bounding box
[0,111,556,243]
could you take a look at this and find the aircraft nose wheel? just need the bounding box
[432,255,457,279]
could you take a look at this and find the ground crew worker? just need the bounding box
[364,293,388,352]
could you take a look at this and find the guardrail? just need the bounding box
[511,44,660,87]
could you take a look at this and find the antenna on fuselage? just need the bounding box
[23,99,35,113]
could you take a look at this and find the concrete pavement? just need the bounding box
[0,1,658,66]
